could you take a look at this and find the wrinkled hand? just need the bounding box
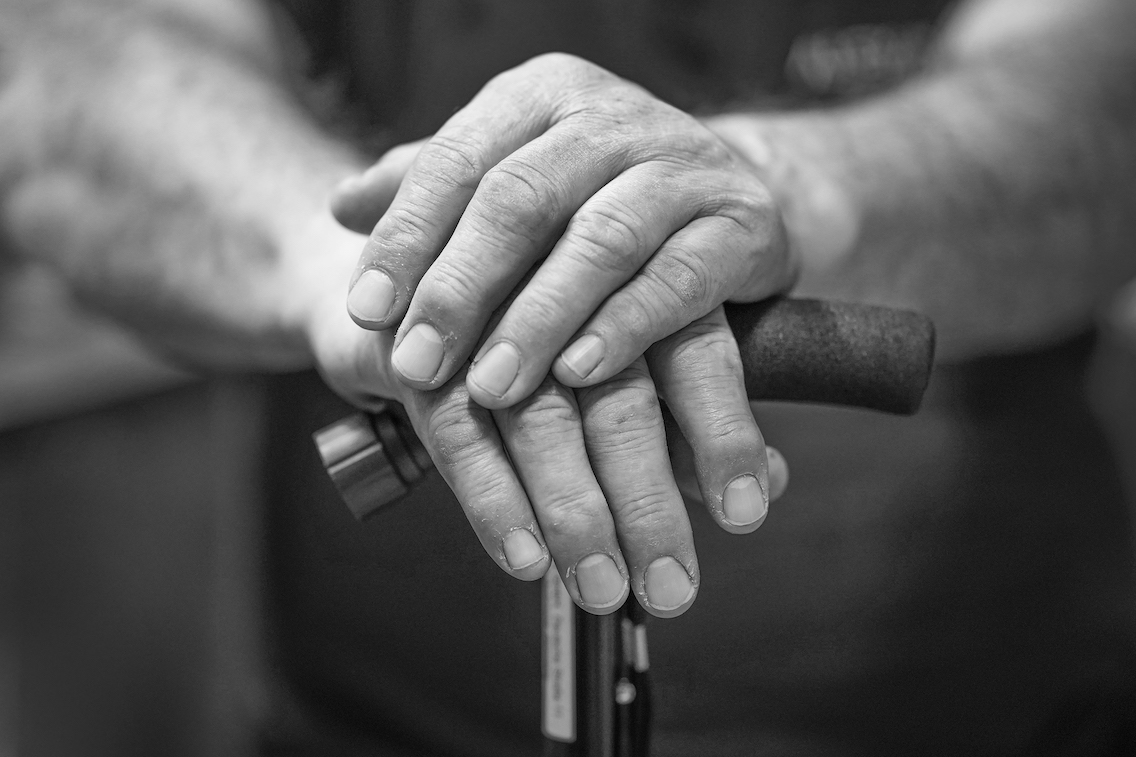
[335,52,796,411]
[310,286,786,619]
[319,54,793,618]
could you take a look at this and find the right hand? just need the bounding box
[333,54,796,414]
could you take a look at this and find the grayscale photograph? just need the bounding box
[1,1,1134,755]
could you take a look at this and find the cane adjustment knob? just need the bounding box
[312,403,432,520]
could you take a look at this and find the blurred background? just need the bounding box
[0,258,269,757]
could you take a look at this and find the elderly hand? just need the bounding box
[321,54,793,617]
[310,285,787,619]
[334,52,796,410]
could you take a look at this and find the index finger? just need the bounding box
[343,66,558,334]
[402,374,553,581]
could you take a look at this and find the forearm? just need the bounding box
[708,0,1136,361]
[0,0,365,369]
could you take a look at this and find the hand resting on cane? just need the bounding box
[328,57,795,617]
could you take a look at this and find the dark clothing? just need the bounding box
[262,3,1136,755]
[277,0,953,142]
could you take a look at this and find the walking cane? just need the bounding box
[313,297,936,757]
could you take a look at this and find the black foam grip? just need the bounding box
[724,298,935,415]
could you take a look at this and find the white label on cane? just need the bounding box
[542,567,575,742]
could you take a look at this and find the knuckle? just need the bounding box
[373,203,436,252]
[421,402,520,510]
[665,320,739,367]
[650,324,747,402]
[587,381,660,431]
[419,133,486,191]
[527,51,595,78]
[476,161,562,241]
[619,284,674,337]
[484,58,556,105]
[702,407,761,446]
[453,460,518,511]
[513,399,581,439]
[723,190,779,237]
[607,291,664,346]
[425,395,491,469]
[566,201,650,276]
[420,257,490,312]
[582,384,663,455]
[646,250,713,312]
[542,478,605,515]
[522,53,625,113]
[505,292,575,338]
[538,491,608,538]
[588,422,661,462]
[616,489,680,532]
[528,51,575,69]
[506,384,581,444]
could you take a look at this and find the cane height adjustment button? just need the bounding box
[312,404,433,520]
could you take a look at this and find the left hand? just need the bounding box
[312,283,788,619]
[333,52,796,410]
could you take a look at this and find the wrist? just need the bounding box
[704,113,861,275]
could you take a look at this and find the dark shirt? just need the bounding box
[261,3,1136,755]
[277,0,952,141]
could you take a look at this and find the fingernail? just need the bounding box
[347,269,396,322]
[560,334,604,379]
[644,557,695,612]
[392,323,444,382]
[503,529,545,570]
[470,342,520,398]
[767,446,790,501]
[575,553,626,608]
[722,474,767,526]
